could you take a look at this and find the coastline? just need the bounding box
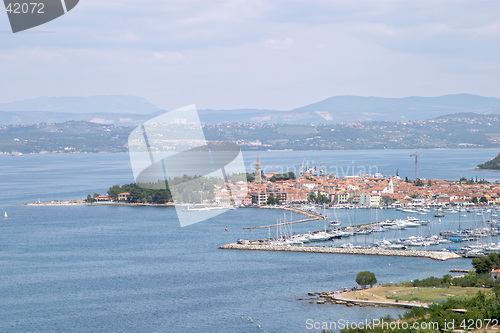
[472,167,500,172]
[25,200,176,207]
[305,291,429,309]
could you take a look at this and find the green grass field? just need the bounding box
[342,286,492,303]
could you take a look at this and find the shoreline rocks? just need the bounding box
[219,243,462,261]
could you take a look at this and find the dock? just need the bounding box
[219,243,462,261]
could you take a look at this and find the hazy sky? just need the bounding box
[1,0,500,110]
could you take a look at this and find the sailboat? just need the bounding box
[4,211,7,219]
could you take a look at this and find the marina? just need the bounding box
[230,205,500,259]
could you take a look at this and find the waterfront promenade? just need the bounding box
[219,243,462,261]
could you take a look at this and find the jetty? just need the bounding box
[219,243,462,261]
[243,206,323,230]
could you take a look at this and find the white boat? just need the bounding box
[407,241,428,247]
[4,211,7,218]
[404,221,420,228]
[374,239,392,248]
[308,232,331,242]
[355,229,371,235]
[340,243,356,248]
[387,243,407,249]
[405,216,429,225]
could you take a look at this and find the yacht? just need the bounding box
[307,231,331,242]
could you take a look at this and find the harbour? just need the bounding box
[230,204,500,259]
[0,151,498,333]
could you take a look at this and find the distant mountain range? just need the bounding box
[0,95,159,114]
[1,94,499,126]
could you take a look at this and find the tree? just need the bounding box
[267,196,279,205]
[472,253,500,274]
[478,153,500,170]
[269,172,296,182]
[493,280,500,299]
[246,173,255,183]
[355,271,377,288]
[107,185,121,199]
[442,274,452,288]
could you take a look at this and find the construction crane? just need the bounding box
[409,152,435,180]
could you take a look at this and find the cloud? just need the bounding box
[265,37,295,49]
[150,51,185,63]
[0,0,499,110]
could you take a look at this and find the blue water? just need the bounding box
[0,150,495,332]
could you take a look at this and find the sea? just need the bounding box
[0,149,498,333]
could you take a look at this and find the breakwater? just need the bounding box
[219,243,462,261]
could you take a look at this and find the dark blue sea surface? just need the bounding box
[0,150,496,332]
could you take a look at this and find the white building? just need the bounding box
[360,193,381,207]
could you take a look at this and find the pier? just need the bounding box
[219,243,462,261]
[243,206,324,230]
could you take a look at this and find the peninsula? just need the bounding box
[478,152,500,170]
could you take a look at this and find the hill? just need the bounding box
[478,153,500,170]
[1,94,500,126]
[200,94,500,124]
[1,113,499,154]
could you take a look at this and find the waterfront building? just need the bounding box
[360,193,382,207]
[118,192,130,201]
[491,269,500,280]
[95,195,112,202]
[250,190,268,205]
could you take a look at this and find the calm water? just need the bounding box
[0,150,496,332]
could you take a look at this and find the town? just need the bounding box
[213,156,500,209]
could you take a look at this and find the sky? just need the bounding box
[1,0,500,111]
